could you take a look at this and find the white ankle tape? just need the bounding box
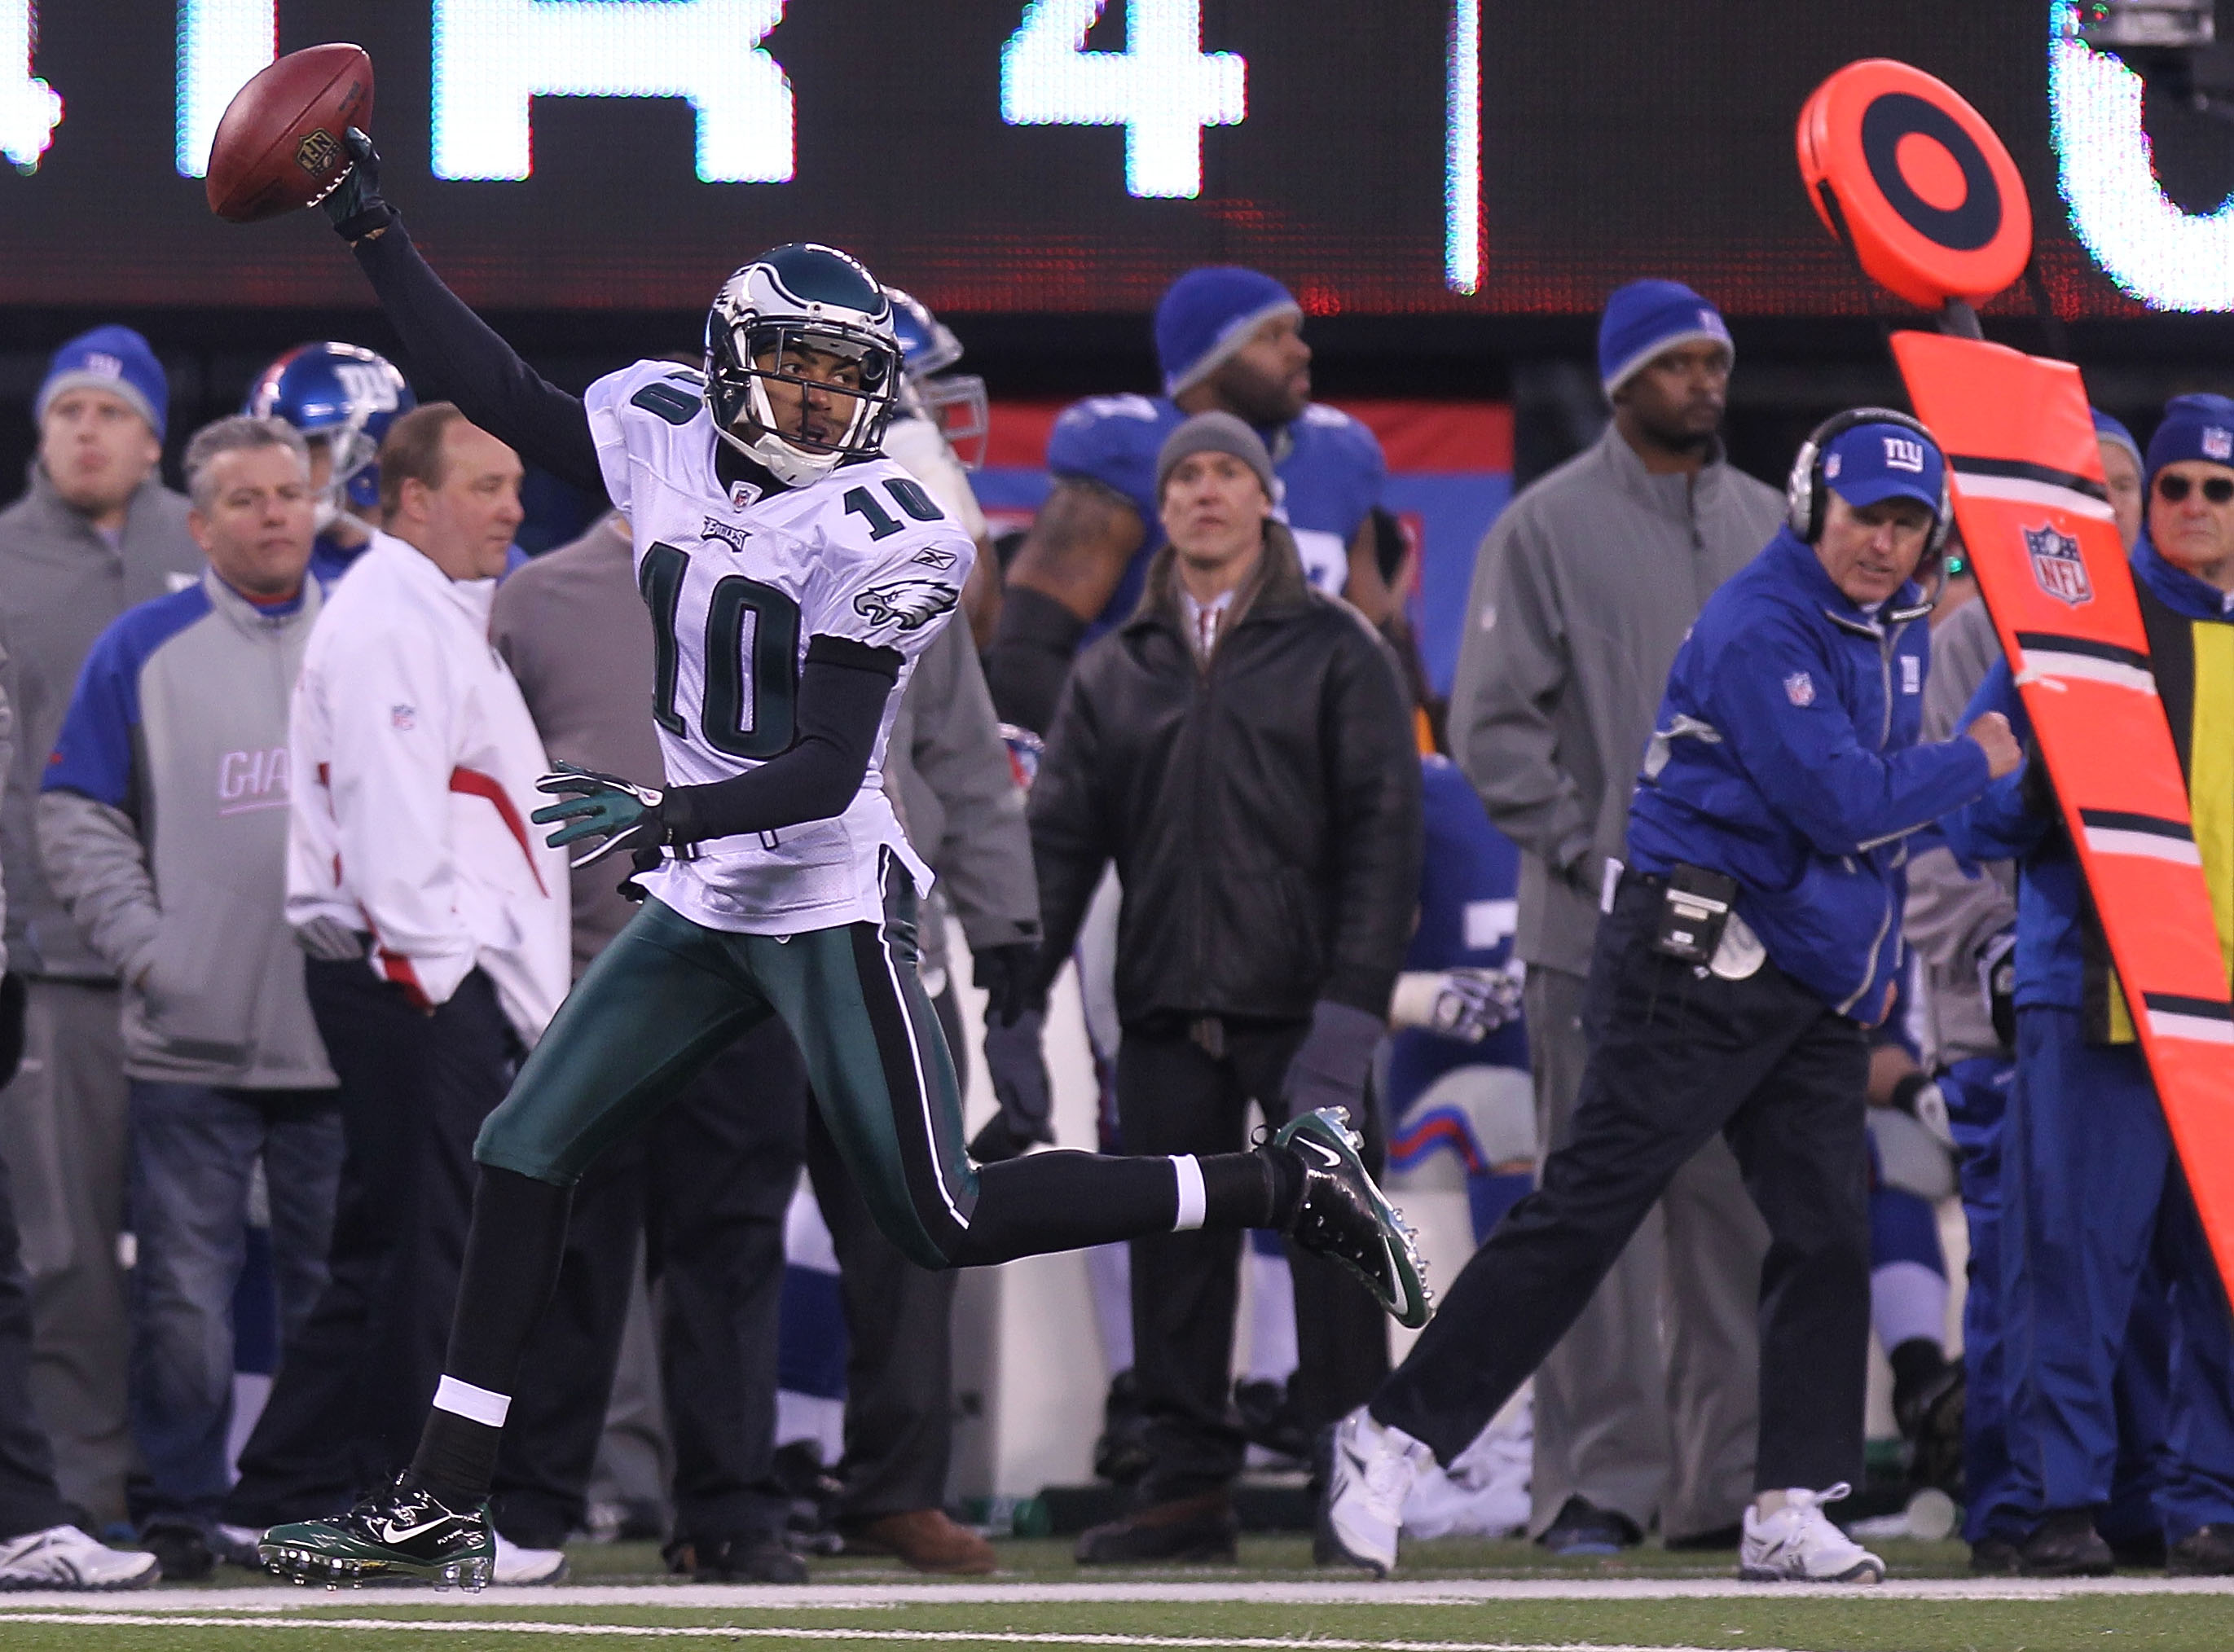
[433,1374,511,1428]
[1171,1155,1207,1231]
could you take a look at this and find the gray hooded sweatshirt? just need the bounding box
[1449,422,1783,978]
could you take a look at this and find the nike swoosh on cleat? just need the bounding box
[1298,1138,1345,1169]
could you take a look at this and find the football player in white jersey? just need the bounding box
[251,133,1428,1588]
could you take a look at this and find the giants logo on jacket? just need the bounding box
[2025,523,2092,607]
[218,746,292,815]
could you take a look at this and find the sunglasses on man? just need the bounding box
[2156,472,2234,505]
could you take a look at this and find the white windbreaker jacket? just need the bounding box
[286,532,569,1045]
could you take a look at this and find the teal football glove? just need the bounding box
[532,762,671,868]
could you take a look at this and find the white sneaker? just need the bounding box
[1316,1406,1434,1576]
[1739,1484,1885,1583]
[0,1525,161,1591]
[492,1531,569,1585]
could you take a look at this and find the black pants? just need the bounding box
[1116,1018,1390,1504]
[1373,875,1871,1495]
[493,1005,965,1546]
[224,963,517,1526]
[0,1140,67,1540]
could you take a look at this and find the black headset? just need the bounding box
[1784,406,1954,575]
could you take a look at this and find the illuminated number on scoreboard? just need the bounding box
[640,542,801,758]
[2049,2,2234,311]
[177,0,274,178]
[429,0,794,183]
[1000,0,1245,200]
[0,0,64,171]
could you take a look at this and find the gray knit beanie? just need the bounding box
[1154,411,1276,502]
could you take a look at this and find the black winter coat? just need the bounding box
[1029,529,1423,1028]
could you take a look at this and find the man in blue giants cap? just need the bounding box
[1322,410,2021,1584]
[0,323,200,1544]
[985,266,1387,736]
[1950,393,2234,1577]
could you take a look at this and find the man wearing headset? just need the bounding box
[1318,411,2022,1584]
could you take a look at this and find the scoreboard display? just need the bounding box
[0,1,2223,316]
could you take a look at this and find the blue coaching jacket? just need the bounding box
[1951,535,2234,1032]
[1625,529,1992,1019]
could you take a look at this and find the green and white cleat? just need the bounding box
[259,1475,495,1590]
[1273,1107,1434,1329]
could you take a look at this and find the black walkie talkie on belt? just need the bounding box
[1650,864,1739,965]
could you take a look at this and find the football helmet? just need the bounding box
[244,343,414,531]
[706,244,901,486]
[886,286,990,472]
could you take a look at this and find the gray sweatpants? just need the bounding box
[1524,965,1768,1542]
[0,981,132,1526]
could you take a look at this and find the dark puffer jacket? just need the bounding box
[1029,525,1422,1028]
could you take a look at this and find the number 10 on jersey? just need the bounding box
[639,542,802,761]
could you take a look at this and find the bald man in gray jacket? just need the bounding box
[1449,289,1782,1551]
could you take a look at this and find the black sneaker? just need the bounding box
[258,1475,494,1589]
[2016,1507,2113,1577]
[1969,1535,2023,1574]
[2168,1523,2234,1577]
[1074,1491,1239,1565]
[1538,1494,1643,1557]
[140,1523,213,1583]
[664,1531,807,1584]
[1271,1108,1431,1329]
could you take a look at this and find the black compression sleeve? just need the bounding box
[350,217,607,499]
[984,586,1088,736]
[659,636,904,844]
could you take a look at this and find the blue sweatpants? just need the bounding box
[1999,1008,2234,1544]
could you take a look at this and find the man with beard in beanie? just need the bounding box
[985,267,1388,735]
[1440,280,1781,1553]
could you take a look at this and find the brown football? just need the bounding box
[205,44,375,224]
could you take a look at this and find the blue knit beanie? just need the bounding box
[1154,267,1302,399]
[1597,280,1733,398]
[2091,407,2141,472]
[37,325,167,441]
[2144,393,2234,482]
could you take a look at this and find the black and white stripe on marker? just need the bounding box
[1950,454,2116,521]
[2078,808,2205,867]
[2012,631,2158,696]
[2143,992,2234,1046]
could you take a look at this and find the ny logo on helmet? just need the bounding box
[2025,523,2092,607]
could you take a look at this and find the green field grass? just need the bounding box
[2,1536,2230,1652]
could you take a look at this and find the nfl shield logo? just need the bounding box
[2206,427,2233,463]
[2025,523,2092,607]
[1784,671,1815,707]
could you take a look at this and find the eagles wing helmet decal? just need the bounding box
[854,579,960,632]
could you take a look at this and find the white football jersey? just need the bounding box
[583,359,974,934]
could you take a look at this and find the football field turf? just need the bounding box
[2,1538,2232,1652]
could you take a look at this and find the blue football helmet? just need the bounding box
[886,287,989,471]
[244,343,414,530]
[706,244,903,486]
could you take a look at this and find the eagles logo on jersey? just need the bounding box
[854,578,959,632]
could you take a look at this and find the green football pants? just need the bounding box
[476,859,978,1270]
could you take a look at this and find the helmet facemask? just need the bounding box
[707,317,899,486]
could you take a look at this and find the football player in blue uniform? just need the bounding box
[984,266,1389,733]
[249,134,1427,1589]
[244,342,415,586]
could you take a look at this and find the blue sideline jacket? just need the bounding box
[1625,528,1992,1018]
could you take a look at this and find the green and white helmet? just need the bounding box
[705,242,902,485]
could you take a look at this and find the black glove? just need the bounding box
[0,973,25,1092]
[1888,1070,1957,1151]
[532,762,671,868]
[1977,929,2018,1050]
[974,942,1041,1030]
[320,128,397,243]
[1282,999,1383,1121]
[969,1008,1054,1163]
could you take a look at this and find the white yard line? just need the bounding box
[2,1575,2232,1610]
[0,1618,1755,1651]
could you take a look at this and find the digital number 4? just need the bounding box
[1000,0,1244,200]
